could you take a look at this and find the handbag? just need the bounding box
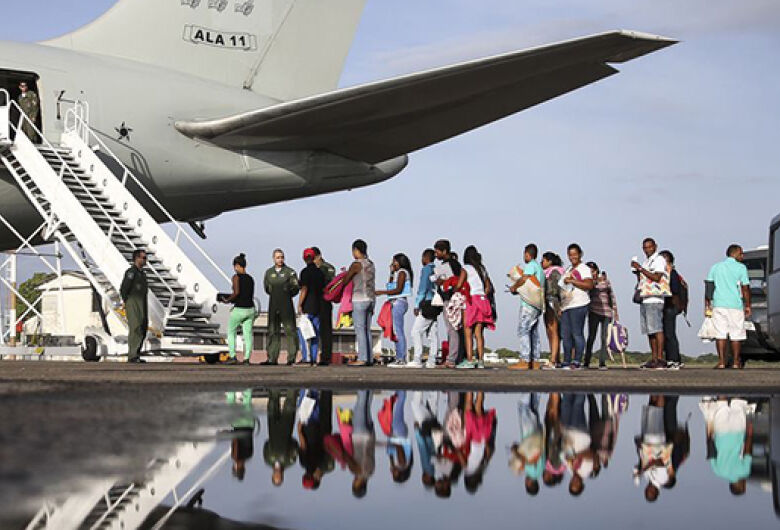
[297,314,316,340]
[697,317,718,342]
[431,291,445,307]
[607,319,629,367]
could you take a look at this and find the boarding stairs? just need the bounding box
[0,90,232,358]
[25,440,228,530]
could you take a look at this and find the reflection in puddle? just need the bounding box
[21,391,780,529]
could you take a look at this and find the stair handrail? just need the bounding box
[63,107,231,287]
[5,99,188,321]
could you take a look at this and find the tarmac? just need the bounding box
[3,360,780,394]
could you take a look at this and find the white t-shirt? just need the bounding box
[641,253,668,305]
[560,263,592,310]
[464,265,485,296]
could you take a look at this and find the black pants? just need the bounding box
[318,302,333,364]
[663,307,681,363]
[584,313,609,367]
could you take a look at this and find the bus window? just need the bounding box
[773,228,780,272]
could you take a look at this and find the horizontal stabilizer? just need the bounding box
[175,30,677,163]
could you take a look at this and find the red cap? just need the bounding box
[303,248,316,260]
[302,475,316,489]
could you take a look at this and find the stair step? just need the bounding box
[166,320,220,330]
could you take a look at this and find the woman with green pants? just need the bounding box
[221,253,257,364]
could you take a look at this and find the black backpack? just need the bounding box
[673,269,689,317]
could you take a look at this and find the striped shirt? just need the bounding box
[589,279,616,318]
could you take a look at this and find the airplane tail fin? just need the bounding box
[44,0,366,101]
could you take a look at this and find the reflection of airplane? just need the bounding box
[0,0,676,249]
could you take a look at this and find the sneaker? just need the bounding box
[541,363,557,371]
[388,360,406,368]
[598,364,608,371]
[570,362,582,370]
[476,361,485,369]
[406,361,424,368]
[456,360,476,369]
[508,360,531,370]
[654,360,668,370]
[425,363,437,369]
[639,361,651,370]
[560,362,570,369]
[666,362,680,370]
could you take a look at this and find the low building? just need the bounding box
[29,271,382,356]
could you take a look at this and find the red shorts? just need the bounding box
[465,295,495,329]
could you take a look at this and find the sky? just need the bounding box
[2,0,780,355]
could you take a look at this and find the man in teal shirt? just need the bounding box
[509,244,546,370]
[705,244,751,368]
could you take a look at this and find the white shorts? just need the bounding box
[711,307,746,341]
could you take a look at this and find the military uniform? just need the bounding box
[264,265,300,363]
[17,90,39,142]
[318,260,336,364]
[120,265,148,361]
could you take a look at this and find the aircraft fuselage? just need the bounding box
[0,41,407,248]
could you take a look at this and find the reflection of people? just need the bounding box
[263,389,299,486]
[386,391,413,482]
[633,396,674,502]
[463,391,497,493]
[220,253,256,364]
[350,390,376,496]
[509,393,544,496]
[226,389,257,481]
[700,398,754,495]
[17,81,39,142]
[411,391,439,488]
[663,395,690,491]
[263,250,299,365]
[543,393,566,489]
[120,249,148,364]
[588,394,623,473]
[561,393,594,496]
[297,390,334,490]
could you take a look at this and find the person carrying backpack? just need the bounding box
[659,250,686,369]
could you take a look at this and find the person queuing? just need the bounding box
[263,249,300,365]
[541,252,565,370]
[559,244,594,369]
[583,263,617,370]
[312,247,336,366]
[297,248,326,366]
[699,397,754,495]
[433,240,463,368]
[660,250,684,370]
[220,253,256,365]
[376,254,413,368]
[460,246,494,370]
[705,244,751,369]
[631,238,668,370]
[120,249,149,364]
[509,244,545,370]
[410,249,440,368]
[343,240,376,367]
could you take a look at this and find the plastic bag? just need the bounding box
[298,314,316,341]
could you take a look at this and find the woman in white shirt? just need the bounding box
[559,244,594,369]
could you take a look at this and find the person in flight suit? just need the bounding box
[17,81,39,143]
[120,249,149,364]
[312,246,336,365]
[262,249,300,365]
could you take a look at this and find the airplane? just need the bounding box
[0,0,676,250]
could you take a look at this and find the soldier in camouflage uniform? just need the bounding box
[262,249,300,365]
[120,249,149,364]
[313,246,336,365]
[17,81,39,143]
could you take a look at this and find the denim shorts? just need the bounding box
[640,303,664,335]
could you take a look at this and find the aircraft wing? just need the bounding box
[175,30,676,164]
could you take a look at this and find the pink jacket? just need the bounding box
[337,281,354,323]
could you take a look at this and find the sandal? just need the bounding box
[714,364,726,369]
[347,361,368,367]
